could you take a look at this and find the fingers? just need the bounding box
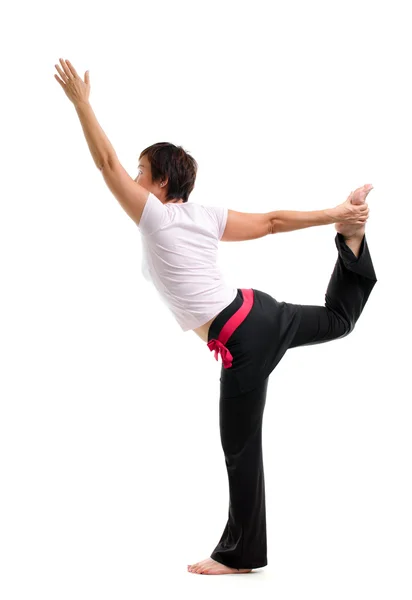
[55,63,67,81]
[355,205,370,221]
[353,204,368,214]
[65,59,79,79]
[59,58,72,79]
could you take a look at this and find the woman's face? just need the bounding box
[134,154,155,191]
[134,154,183,204]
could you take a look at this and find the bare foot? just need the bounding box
[187,557,252,575]
[335,183,373,238]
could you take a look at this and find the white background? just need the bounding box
[1,0,411,598]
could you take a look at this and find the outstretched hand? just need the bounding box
[54,58,90,106]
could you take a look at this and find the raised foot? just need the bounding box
[187,557,252,575]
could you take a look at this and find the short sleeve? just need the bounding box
[203,205,228,240]
[138,192,169,236]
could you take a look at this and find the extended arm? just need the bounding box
[222,196,368,242]
[268,208,337,234]
[221,207,338,241]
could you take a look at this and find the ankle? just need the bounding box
[343,232,364,259]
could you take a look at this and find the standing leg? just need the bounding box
[210,376,270,570]
[188,376,270,575]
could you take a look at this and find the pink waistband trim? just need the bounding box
[207,289,254,369]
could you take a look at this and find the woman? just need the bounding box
[55,59,376,576]
[133,143,377,575]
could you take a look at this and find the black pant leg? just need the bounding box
[210,376,269,570]
[288,233,377,348]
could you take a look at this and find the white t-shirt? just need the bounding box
[137,192,237,332]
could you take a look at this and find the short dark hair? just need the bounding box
[139,142,198,203]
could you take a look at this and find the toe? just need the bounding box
[364,184,373,198]
[196,562,207,573]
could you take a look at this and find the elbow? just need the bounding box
[100,159,114,172]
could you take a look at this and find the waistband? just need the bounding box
[207,288,254,368]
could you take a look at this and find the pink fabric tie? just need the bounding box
[207,289,254,369]
[207,339,234,368]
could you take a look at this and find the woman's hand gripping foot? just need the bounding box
[334,183,373,238]
[333,183,373,257]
